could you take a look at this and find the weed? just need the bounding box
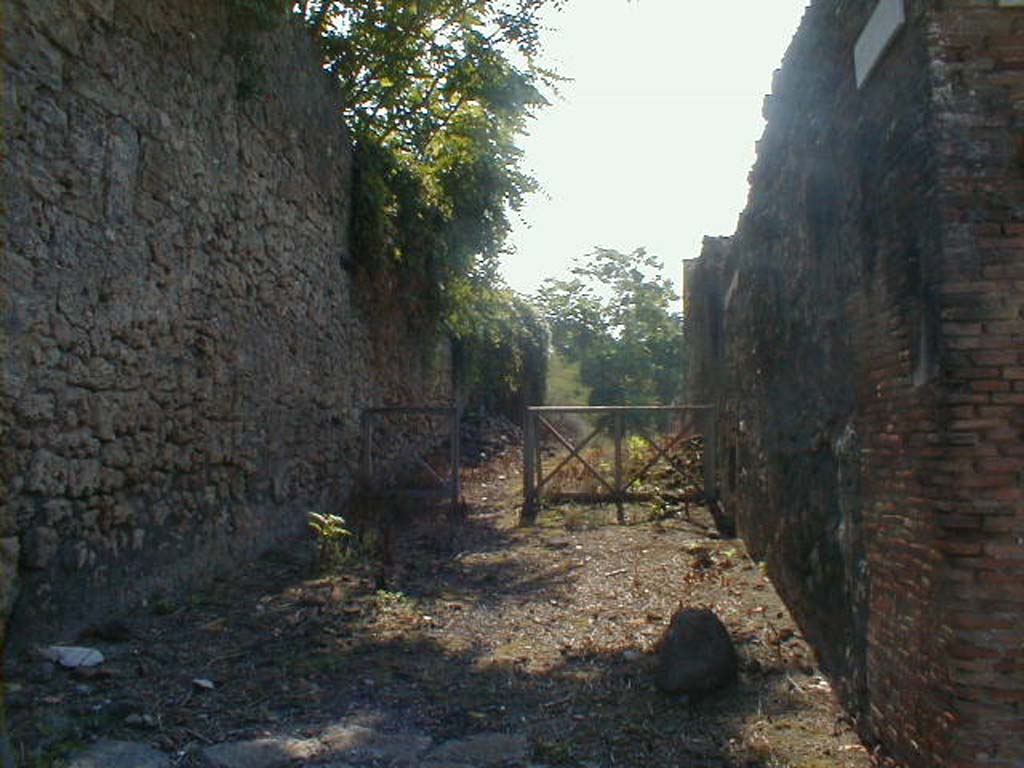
[374,589,407,606]
[308,512,354,572]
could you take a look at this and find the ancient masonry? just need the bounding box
[1,2,451,647]
[684,1,1024,766]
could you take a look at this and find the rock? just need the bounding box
[124,713,157,728]
[67,740,170,768]
[654,607,737,695]
[39,645,105,668]
[202,738,320,768]
[319,723,432,764]
[425,733,530,766]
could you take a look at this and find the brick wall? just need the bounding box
[927,3,1024,764]
[683,1,1024,765]
[1,1,451,648]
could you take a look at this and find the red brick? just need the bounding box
[984,542,1024,560]
[960,473,1017,489]
[988,425,1020,441]
[944,322,985,336]
[972,380,1012,392]
[950,418,1004,430]
[984,322,1023,334]
[972,351,1020,366]
[953,368,1003,381]
[948,612,1016,630]
[938,540,984,556]
[976,458,1022,473]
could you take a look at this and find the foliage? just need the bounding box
[545,349,590,405]
[308,511,354,570]
[449,265,548,417]
[535,247,684,406]
[294,0,564,322]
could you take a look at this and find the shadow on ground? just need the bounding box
[5,492,866,768]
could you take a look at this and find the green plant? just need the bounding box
[308,512,354,570]
[626,434,649,462]
[536,247,685,406]
[374,589,409,607]
[450,274,548,418]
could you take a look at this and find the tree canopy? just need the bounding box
[292,0,564,321]
[535,248,684,406]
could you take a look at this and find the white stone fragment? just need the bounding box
[39,645,105,668]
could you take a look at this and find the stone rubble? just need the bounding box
[68,726,543,768]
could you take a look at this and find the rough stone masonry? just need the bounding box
[684,1,1024,766]
[1,2,451,648]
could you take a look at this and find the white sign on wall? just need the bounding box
[854,0,906,88]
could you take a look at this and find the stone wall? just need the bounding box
[684,1,1024,766]
[1,1,451,647]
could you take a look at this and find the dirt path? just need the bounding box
[7,447,878,767]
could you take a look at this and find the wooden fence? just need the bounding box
[521,405,716,524]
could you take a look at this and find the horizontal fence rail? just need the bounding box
[522,405,716,524]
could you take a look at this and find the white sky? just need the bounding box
[500,0,809,296]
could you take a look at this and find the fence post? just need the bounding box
[613,411,625,524]
[522,408,537,524]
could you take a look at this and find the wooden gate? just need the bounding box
[361,406,461,511]
[521,405,716,524]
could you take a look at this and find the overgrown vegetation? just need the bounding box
[450,267,548,417]
[535,247,685,405]
[297,0,563,324]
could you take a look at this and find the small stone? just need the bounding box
[67,740,170,768]
[654,607,737,696]
[201,738,320,768]
[40,646,105,669]
[426,733,530,766]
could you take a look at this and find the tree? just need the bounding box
[535,248,684,405]
[292,1,565,320]
[448,264,548,418]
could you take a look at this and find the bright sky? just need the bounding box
[500,0,809,296]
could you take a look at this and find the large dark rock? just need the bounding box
[654,607,737,695]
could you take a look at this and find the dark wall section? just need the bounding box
[684,2,1024,766]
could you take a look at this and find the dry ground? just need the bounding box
[6,445,887,767]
